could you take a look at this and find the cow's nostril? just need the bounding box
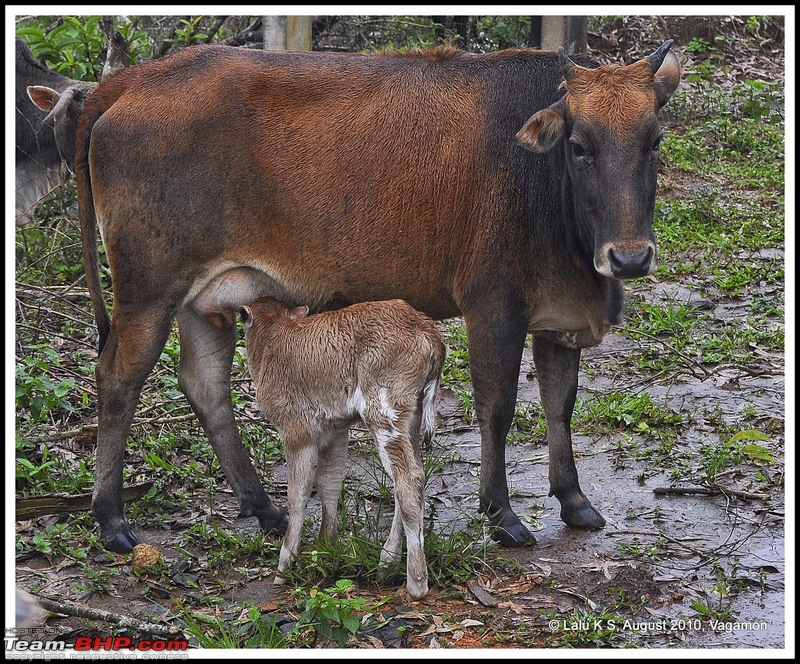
[608,246,653,279]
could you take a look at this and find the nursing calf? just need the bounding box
[239,297,445,600]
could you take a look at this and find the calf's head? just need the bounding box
[517,40,681,279]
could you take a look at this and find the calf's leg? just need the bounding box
[276,432,318,585]
[532,335,605,528]
[177,308,288,534]
[314,426,349,542]
[372,412,428,600]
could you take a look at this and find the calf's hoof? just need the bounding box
[405,578,429,601]
[561,503,606,529]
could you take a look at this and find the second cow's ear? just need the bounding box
[239,305,253,327]
[27,85,61,111]
[287,305,310,320]
[516,96,567,153]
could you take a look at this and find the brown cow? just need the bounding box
[75,41,680,553]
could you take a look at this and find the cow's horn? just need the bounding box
[646,39,675,73]
[558,47,579,81]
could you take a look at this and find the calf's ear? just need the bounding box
[516,97,566,153]
[287,306,309,320]
[239,305,253,327]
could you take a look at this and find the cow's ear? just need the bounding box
[27,85,61,112]
[287,305,309,320]
[653,50,681,109]
[516,98,566,153]
[239,305,253,327]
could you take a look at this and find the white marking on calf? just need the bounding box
[347,384,368,417]
[378,387,399,422]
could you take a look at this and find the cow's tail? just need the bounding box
[75,89,115,353]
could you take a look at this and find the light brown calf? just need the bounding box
[239,297,445,599]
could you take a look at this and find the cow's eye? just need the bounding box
[570,141,588,159]
[651,135,662,151]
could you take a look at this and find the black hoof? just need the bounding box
[102,527,142,554]
[490,521,537,548]
[257,509,289,536]
[561,504,606,529]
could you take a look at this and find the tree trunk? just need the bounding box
[263,15,312,50]
[540,16,588,53]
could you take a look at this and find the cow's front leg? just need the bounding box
[176,308,288,534]
[532,334,605,528]
[463,303,535,547]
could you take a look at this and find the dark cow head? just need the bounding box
[516,40,681,279]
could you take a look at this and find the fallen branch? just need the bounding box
[16,482,154,520]
[652,485,770,501]
[607,528,709,558]
[34,595,183,639]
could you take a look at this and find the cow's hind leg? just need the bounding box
[92,311,175,552]
[176,308,288,534]
[532,335,605,528]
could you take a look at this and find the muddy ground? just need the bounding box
[13,274,787,653]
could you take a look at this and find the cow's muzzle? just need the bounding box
[597,242,656,279]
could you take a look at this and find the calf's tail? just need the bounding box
[420,340,445,447]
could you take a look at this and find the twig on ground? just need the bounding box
[34,595,184,639]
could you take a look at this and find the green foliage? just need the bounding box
[700,430,774,482]
[17,15,151,78]
[683,37,713,54]
[294,579,371,647]
[548,608,620,647]
[180,605,293,648]
[575,392,683,437]
[17,15,106,80]
[163,16,209,48]
[15,345,78,424]
[16,517,100,560]
[473,16,532,50]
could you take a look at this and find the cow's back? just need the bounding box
[81,45,568,318]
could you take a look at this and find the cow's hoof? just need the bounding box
[561,504,606,529]
[257,508,289,536]
[490,521,537,547]
[102,526,142,554]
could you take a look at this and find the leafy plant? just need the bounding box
[15,346,78,424]
[180,605,293,648]
[163,16,208,48]
[293,579,372,647]
[17,16,149,79]
[700,430,774,482]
